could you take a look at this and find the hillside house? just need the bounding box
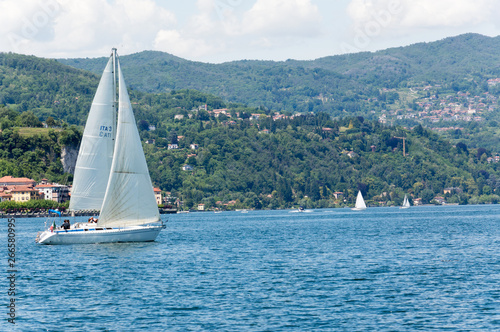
[0,176,36,187]
[211,108,229,117]
[433,196,446,205]
[443,187,462,195]
[0,192,12,202]
[35,183,70,203]
[9,185,42,202]
[153,187,162,205]
[347,151,358,158]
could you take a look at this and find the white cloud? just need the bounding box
[4,0,499,63]
[154,0,324,60]
[338,0,500,54]
[242,0,322,37]
[347,0,500,32]
[153,29,214,58]
[0,0,177,57]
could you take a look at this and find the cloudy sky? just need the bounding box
[1,0,500,63]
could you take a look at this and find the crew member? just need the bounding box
[62,219,71,230]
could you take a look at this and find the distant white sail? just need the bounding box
[401,195,410,209]
[352,190,366,210]
[69,56,116,211]
[97,59,160,227]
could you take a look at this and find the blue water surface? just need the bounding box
[2,205,500,331]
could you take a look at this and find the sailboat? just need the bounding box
[351,190,367,211]
[37,49,164,245]
[400,194,410,209]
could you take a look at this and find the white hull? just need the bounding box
[351,207,366,211]
[37,224,164,245]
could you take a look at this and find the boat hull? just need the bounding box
[37,224,164,245]
[351,207,366,211]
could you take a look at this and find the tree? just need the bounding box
[46,116,57,127]
[17,111,42,127]
[477,148,487,160]
[169,130,178,145]
[138,119,150,131]
[421,189,435,204]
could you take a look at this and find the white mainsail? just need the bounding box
[97,58,160,227]
[354,190,366,210]
[69,56,116,211]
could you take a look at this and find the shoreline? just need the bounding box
[0,208,177,219]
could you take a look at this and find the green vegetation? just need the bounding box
[0,52,98,125]
[59,34,500,119]
[0,199,66,212]
[0,105,80,183]
[3,34,500,209]
[136,108,500,210]
[58,34,500,152]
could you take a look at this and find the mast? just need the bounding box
[112,48,117,142]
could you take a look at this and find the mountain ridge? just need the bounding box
[57,33,500,114]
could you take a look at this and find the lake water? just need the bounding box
[3,205,500,331]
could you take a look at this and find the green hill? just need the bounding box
[2,36,500,209]
[58,33,500,116]
[0,52,99,125]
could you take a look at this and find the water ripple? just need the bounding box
[3,205,500,331]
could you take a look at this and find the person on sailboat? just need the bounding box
[61,220,71,230]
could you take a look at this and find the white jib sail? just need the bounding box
[355,191,366,209]
[98,59,160,227]
[69,56,116,211]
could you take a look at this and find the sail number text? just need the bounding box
[99,125,112,138]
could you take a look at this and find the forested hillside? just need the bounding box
[2,94,498,209]
[134,100,500,209]
[57,34,500,152]
[0,53,99,125]
[59,33,500,116]
[0,105,80,183]
[2,36,500,209]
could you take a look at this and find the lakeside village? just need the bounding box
[0,176,167,217]
[378,79,500,130]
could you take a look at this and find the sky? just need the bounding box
[1,0,500,63]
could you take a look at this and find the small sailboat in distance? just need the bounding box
[37,49,165,245]
[351,190,367,211]
[400,194,411,209]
